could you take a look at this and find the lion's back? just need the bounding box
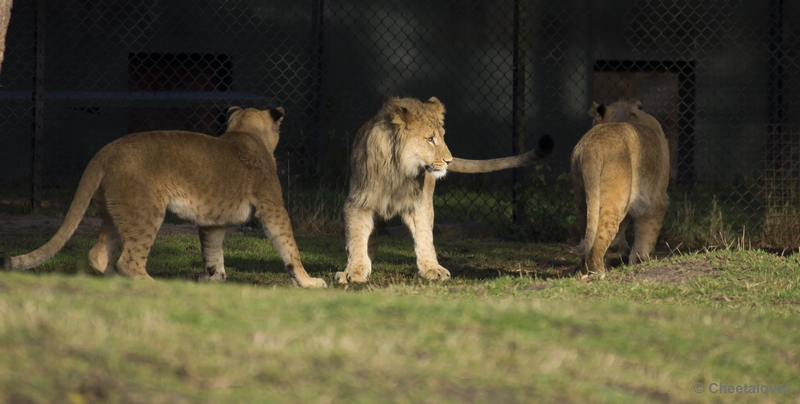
[95,128,283,227]
[572,100,670,216]
[94,130,271,204]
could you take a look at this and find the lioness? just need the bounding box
[2,107,327,288]
[335,96,553,283]
[571,99,669,278]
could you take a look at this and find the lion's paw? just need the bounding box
[199,271,227,282]
[579,271,606,282]
[334,266,370,284]
[97,266,118,277]
[419,265,451,281]
[198,265,227,282]
[333,271,349,284]
[296,277,327,289]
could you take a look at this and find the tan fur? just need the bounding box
[571,99,670,277]
[335,96,552,283]
[2,107,326,288]
[448,148,552,173]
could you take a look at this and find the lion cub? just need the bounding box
[3,107,327,288]
[571,99,670,278]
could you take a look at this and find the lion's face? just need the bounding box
[390,97,453,179]
[401,122,452,180]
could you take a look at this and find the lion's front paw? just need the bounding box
[418,265,451,281]
[199,265,227,282]
[333,271,349,284]
[295,277,327,289]
[578,269,606,281]
[334,265,370,284]
[97,265,117,277]
[199,272,227,282]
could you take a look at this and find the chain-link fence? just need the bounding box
[0,0,798,246]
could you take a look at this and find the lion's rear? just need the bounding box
[571,100,670,276]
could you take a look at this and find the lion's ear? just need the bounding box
[226,106,243,130]
[426,97,446,118]
[270,107,285,124]
[227,106,242,117]
[390,105,412,128]
[590,101,606,121]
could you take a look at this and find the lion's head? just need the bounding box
[227,106,285,154]
[348,96,453,216]
[589,99,644,126]
[351,96,453,183]
[590,99,663,133]
[384,96,452,179]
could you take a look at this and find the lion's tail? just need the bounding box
[2,160,104,270]
[448,134,554,174]
[575,161,601,256]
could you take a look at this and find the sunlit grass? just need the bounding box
[2,231,800,402]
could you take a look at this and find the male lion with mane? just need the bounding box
[2,107,327,288]
[335,96,553,284]
[571,99,669,278]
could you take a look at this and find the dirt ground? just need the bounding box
[0,213,251,239]
[622,260,718,285]
[0,213,718,285]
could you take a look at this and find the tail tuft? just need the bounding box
[536,134,554,157]
[1,257,9,270]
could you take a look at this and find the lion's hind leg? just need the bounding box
[198,225,227,282]
[367,227,379,262]
[583,186,629,278]
[336,203,375,284]
[604,217,631,266]
[628,204,667,265]
[256,200,326,288]
[111,200,164,280]
[87,195,121,277]
[401,208,450,282]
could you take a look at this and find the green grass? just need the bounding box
[1,232,799,402]
[0,174,775,248]
[660,186,763,250]
[0,183,79,216]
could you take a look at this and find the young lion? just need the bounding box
[335,96,553,284]
[2,107,327,288]
[571,99,670,278]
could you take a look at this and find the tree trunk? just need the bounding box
[0,0,12,76]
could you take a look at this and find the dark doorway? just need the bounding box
[127,52,232,135]
[593,60,696,186]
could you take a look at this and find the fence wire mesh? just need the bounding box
[0,0,798,247]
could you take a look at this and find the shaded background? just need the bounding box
[0,0,798,245]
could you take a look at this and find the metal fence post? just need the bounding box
[511,0,526,226]
[677,63,696,187]
[768,0,785,127]
[311,0,328,173]
[30,0,44,213]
